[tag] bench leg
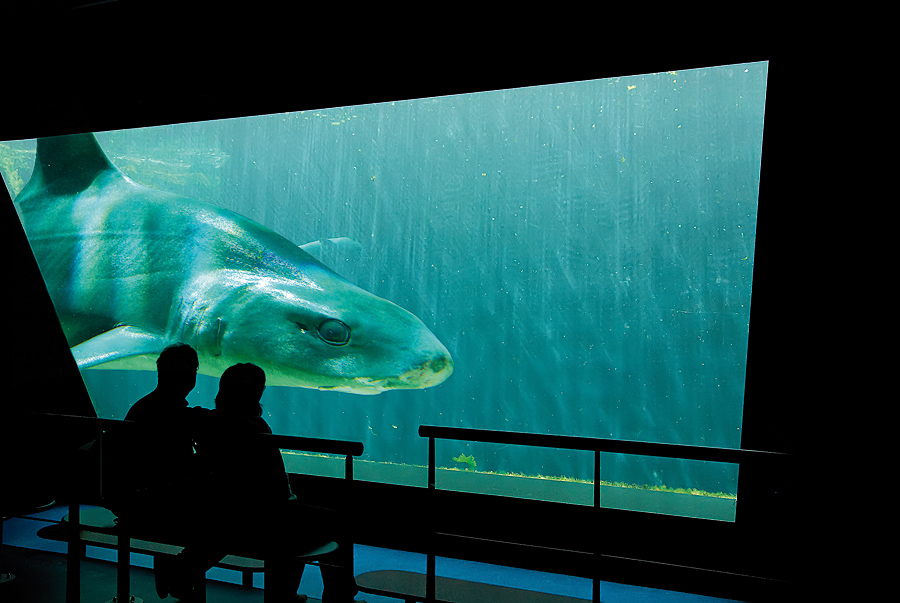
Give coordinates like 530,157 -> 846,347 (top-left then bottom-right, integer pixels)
194,566 -> 207,603
263,562 -> 272,603
116,527 -> 130,603
426,551 -> 435,603
66,502 -> 80,603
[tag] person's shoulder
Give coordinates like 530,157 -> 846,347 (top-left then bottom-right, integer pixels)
248,416 -> 273,434
187,406 -> 212,417
124,392 -> 155,421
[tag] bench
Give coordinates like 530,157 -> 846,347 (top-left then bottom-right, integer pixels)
37,506 -> 338,601
44,415 -> 364,603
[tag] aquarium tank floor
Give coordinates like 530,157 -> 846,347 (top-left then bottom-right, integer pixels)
2,504 -> 744,603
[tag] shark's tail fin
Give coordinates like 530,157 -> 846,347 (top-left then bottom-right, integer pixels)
20,133 -> 117,200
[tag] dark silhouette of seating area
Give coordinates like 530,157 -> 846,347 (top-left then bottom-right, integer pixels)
40,417 -> 363,603
3,344 -> 365,603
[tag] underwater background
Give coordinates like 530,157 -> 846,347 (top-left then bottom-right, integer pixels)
2,62 -> 766,496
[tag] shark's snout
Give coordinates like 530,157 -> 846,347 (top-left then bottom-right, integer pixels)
395,348 -> 454,390
423,352 -> 453,382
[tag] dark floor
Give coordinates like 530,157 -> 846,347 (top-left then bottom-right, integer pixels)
2,543 -> 271,603
3,505 -> 742,603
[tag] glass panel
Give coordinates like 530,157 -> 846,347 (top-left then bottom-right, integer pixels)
431,440 -> 738,520
2,61 -> 766,519
281,451 -> 346,479
434,439 -> 594,505
597,452 -> 738,521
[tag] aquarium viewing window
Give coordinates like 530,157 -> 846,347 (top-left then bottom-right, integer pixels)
2,61 -> 766,521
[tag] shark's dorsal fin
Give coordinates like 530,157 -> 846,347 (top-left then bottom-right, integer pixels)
26,133 -> 118,197
300,237 -> 363,257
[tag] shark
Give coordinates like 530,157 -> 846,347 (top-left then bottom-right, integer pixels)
14,133 -> 453,393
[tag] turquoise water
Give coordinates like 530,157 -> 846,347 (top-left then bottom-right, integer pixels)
2,62 -> 766,495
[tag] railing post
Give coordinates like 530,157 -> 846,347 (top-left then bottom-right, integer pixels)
344,453 -> 355,596
116,521 -> 130,603
427,436 -> 435,490
426,435 -> 436,602
593,448 -> 601,603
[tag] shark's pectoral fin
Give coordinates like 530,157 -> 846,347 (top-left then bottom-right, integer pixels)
71,326 -> 169,371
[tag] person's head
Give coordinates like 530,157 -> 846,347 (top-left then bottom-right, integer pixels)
215,363 -> 266,418
156,344 -> 199,397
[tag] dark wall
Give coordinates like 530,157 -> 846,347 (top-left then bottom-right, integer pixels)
4,2 -> 801,450
4,3 -> 811,599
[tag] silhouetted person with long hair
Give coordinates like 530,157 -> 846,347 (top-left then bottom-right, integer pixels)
195,363 -> 360,603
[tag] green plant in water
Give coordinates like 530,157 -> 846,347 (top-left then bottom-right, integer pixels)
452,453 -> 477,471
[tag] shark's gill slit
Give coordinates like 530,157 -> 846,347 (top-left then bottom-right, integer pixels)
213,318 -> 224,357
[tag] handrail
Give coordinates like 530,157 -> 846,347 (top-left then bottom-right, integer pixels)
263,433 -> 364,458
18,412 -> 364,458
99,417 -> 365,480
17,412 -> 365,485
418,424 -> 787,465
256,431 -> 363,481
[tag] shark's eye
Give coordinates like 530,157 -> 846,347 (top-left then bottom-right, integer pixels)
318,319 -> 351,346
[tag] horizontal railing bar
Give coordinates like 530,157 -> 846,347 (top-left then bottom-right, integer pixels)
264,433 -> 364,457
17,413 -> 364,458
419,425 -> 786,465
110,418 -> 364,457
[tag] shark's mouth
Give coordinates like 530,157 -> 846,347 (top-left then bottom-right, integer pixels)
318,379 -> 389,395
318,355 -> 454,395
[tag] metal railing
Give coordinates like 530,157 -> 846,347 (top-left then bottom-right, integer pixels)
418,424 -> 791,602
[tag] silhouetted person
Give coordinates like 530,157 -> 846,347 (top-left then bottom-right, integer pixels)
124,343 -> 200,489
194,363 -> 361,603
120,343 -> 210,601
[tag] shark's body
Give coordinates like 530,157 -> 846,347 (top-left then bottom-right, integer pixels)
15,133 -> 452,393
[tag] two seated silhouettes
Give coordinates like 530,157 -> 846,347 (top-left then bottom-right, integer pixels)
122,344 -> 361,603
